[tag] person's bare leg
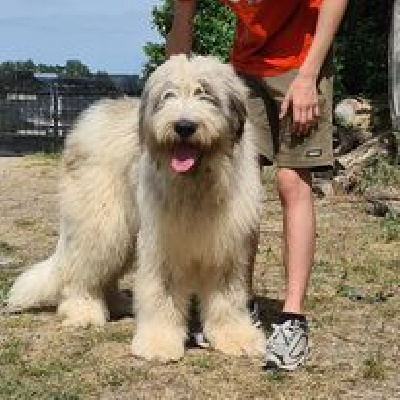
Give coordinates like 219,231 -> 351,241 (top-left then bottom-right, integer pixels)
277,167 -> 315,314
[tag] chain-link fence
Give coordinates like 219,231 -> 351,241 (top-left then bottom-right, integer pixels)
0,72 -> 141,155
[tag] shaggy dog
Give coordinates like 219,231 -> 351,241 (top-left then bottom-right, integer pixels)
6,55 -> 266,361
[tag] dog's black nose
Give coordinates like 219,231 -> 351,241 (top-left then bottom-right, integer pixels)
174,119 -> 198,139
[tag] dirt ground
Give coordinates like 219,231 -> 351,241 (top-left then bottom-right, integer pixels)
0,155 -> 398,399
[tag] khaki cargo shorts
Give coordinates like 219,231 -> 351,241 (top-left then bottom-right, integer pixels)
239,57 -> 334,171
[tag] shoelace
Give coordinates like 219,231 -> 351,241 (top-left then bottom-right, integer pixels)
267,323 -> 284,347
267,321 -> 306,345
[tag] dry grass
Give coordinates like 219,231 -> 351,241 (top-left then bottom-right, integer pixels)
0,156 -> 398,399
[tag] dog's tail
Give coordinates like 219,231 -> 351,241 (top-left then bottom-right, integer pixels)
5,246 -> 62,312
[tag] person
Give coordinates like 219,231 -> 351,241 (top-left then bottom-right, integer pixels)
166,0 -> 348,370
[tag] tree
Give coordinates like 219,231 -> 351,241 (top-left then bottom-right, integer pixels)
142,0 -> 235,78
0,60 -> 36,74
64,60 -> 91,77
334,0 -> 392,100
36,63 -> 65,74
0,60 -> 92,77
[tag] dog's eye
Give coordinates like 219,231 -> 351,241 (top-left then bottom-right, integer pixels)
162,90 -> 177,101
194,83 -> 220,106
197,93 -> 220,106
193,86 -> 204,96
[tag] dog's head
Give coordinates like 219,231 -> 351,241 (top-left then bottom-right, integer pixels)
139,55 -> 248,174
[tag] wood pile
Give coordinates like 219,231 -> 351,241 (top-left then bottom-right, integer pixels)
313,97 -> 399,216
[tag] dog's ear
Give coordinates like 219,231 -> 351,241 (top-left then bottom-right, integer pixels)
228,89 -> 247,141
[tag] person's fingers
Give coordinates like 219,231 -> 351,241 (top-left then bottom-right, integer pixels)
296,107 -> 308,135
310,102 -> 320,129
279,92 -> 291,119
313,101 -> 320,118
292,104 -> 301,133
297,102 -> 313,134
305,106 -> 315,132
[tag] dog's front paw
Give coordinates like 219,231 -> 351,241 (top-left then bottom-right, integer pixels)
58,296 -> 109,327
207,321 -> 266,357
132,326 -> 185,362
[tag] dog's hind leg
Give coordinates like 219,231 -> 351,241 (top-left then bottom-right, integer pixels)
200,266 -> 266,357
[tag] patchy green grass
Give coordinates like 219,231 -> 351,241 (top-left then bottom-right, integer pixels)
355,155 -> 400,195
263,369 -> 286,382
187,354 -> 216,373
14,217 -> 41,229
0,271 -> 15,302
0,338 -> 25,365
380,211 -> 400,242
362,350 -> 386,380
0,240 -> 18,255
23,153 -> 61,167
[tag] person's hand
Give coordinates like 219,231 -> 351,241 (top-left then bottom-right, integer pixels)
279,72 -> 319,135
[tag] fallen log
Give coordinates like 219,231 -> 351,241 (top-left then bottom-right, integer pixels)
335,133 -> 396,170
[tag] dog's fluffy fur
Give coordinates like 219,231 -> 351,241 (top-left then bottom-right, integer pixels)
7,55 -> 266,360
7,98 -> 140,326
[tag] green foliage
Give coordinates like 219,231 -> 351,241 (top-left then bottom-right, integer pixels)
142,42 -> 168,80
0,59 -> 92,77
143,0 -> 234,78
192,0 -> 235,60
334,0 -> 392,101
0,60 -> 36,74
64,60 -> 91,77
355,155 -> 400,195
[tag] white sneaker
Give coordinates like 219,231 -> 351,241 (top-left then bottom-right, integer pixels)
264,318 -> 309,371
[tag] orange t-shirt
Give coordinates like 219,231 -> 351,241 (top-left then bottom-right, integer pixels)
220,0 -> 323,76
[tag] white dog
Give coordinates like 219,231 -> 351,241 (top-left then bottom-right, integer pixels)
7,55 -> 266,361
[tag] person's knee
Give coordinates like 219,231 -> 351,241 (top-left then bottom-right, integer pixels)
277,168 -> 312,205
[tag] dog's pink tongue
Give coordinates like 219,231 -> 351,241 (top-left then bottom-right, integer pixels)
171,144 -> 198,173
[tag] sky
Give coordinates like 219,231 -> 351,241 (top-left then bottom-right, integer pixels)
0,0 -> 163,75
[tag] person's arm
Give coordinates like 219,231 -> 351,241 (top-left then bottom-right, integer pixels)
280,0 -> 349,133
165,0 -> 197,57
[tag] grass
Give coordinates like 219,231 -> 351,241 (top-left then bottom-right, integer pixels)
380,211 -> 400,242
104,330 -> 132,343
45,393 -> 81,400
263,369 -> 286,382
23,360 -> 75,378
362,350 -> 386,380
14,217 -> 40,229
188,355 -> 215,373
0,271 -> 15,302
0,240 -> 18,255
355,154 -> 400,195
23,152 -> 61,167
0,338 -> 24,365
